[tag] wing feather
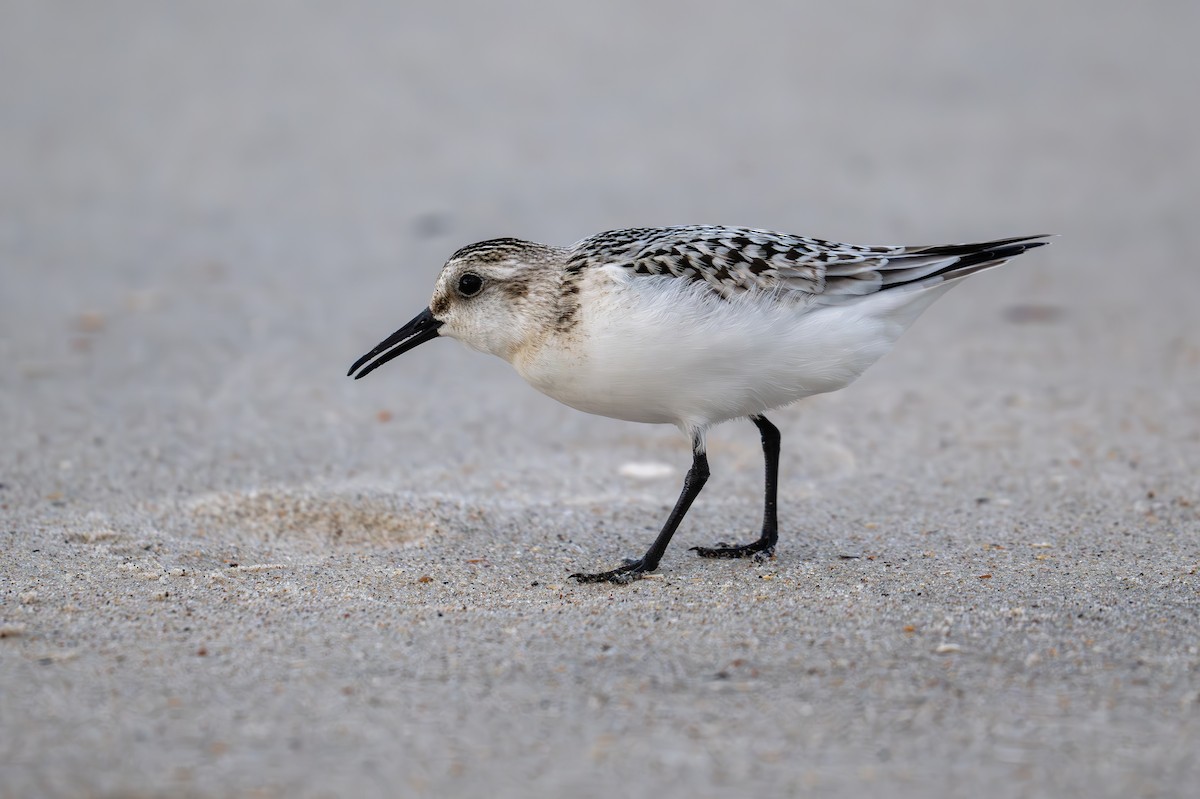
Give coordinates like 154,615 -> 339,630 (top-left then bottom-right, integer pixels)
571,226 -> 1048,302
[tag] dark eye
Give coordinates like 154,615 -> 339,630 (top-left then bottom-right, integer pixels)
457,272 -> 483,297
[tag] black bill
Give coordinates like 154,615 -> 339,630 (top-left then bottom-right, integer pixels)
347,307 -> 443,379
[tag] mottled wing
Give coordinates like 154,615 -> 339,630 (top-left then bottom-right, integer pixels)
572,226 -> 1047,302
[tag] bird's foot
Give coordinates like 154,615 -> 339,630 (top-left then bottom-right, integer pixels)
570,557 -> 656,585
690,538 -> 776,562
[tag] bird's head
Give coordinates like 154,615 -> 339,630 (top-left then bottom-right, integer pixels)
347,238 -> 565,379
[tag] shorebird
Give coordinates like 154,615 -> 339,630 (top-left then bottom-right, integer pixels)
349,226 -> 1047,583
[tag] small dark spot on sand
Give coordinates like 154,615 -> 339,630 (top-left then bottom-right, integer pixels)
1003,304 -> 1066,324
412,212 -> 452,239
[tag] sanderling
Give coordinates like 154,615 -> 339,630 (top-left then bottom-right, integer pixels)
349,226 -> 1048,583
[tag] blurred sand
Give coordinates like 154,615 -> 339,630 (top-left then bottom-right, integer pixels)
2,2 -> 1198,797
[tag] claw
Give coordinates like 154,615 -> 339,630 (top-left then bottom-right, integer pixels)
690,540 -> 776,560
570,558 -> 654,584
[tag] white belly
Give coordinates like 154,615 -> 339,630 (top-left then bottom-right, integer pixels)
513,268 -> 944,431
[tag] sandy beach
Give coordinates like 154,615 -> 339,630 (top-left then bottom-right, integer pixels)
2,2 -> 1198,797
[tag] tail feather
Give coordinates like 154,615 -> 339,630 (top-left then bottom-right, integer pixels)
879,235 -> 1050,292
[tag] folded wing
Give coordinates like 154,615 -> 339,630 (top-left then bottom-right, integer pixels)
586,226 -> 1049,302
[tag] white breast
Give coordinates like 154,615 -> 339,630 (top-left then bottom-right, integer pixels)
512,266 -> 950,432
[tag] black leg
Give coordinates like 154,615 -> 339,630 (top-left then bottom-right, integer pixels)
571,434 -> 710,584
691,415 -> 780,560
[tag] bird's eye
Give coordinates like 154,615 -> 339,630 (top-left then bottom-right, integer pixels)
457,272 -> 484,297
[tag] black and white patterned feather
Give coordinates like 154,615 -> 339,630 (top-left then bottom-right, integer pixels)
568,225 -> 1048,301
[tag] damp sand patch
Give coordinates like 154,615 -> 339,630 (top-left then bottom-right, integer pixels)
181,487 -> 469,548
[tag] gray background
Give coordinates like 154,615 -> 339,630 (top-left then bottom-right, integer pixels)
2,1 -> 1197,797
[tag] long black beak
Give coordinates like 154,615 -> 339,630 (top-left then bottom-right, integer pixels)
347,307 -> 443,379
